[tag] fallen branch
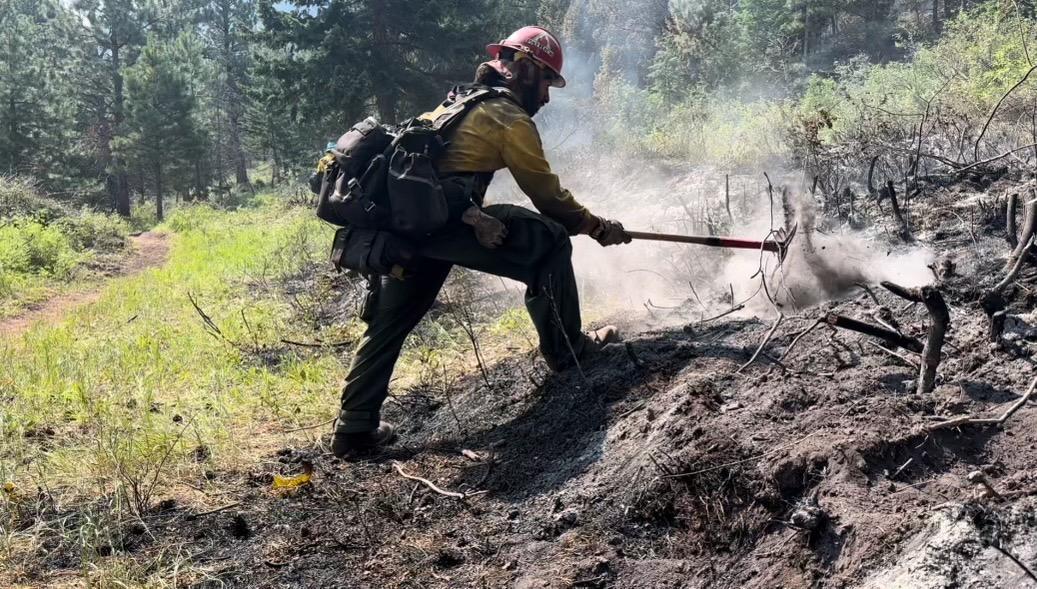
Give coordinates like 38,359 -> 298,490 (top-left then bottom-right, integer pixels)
282,417 -> 336,434
926,376 -> 1037,431
890,458 -> 914,480
958,143 -> 1037,175
280,338 -> 353,348
825,313 -> 924,353
187,291 -> 225,341
866,341 -> 920,370
992,541 -> 1037,584
778,318 -> 823,362
391,462 -> 486,500
738,314 -> 785,373
700,304 -> 746,324
186,502 -> 242,520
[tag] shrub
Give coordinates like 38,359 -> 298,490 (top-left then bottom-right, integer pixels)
164,204 -> 219,233
0,220 -> 80,277
55,212 -> 129,253
0,176 -> 69,222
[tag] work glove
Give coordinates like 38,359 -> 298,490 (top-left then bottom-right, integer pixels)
462,206 -> 508,249
590,217 -> 632,247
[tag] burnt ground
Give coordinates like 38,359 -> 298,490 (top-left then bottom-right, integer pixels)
13,173 -> 1037,588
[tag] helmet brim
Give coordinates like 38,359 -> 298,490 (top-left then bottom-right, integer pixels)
486,43 -> 567,88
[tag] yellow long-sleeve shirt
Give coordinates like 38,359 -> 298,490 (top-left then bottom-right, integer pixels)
421,92 -> 598,235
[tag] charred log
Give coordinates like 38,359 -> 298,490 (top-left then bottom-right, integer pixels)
825,313 -> 923,354
881,282 -> 949,395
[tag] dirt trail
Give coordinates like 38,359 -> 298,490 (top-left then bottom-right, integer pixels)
0,231 -> 170,338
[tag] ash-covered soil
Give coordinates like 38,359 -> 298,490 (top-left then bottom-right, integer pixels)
24,171 -> 1037,588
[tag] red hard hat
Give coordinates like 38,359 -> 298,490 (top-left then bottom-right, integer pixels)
487,26 -> 566,88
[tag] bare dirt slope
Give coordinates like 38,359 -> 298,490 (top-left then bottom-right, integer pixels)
15,173 -> 1037,588
0,231 -> 170,337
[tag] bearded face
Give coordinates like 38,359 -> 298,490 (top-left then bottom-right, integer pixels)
474,56 -> 551,117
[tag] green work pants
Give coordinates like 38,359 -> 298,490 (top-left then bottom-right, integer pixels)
336,204 -> 586,434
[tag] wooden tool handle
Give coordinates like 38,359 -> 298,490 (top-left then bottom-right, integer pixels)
627,231 -> 779,252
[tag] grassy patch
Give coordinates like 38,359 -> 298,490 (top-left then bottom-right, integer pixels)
0,200 -> 357,582
0,196 -> 558,585
0,177 -> 132,318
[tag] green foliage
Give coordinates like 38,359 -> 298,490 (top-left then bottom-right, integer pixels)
55,212 -> 130,252
792,3 -> 1037,173
0,176 -> 69,221
0,220 -> 80,277
0,0 -> 82,185
0,176 -> 129,313
594,68 -> 790,168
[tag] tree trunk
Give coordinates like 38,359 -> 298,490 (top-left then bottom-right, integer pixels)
111,36 -> 131,217
933,0 -> 941,34
230,113 -> 250,187
156,162 -> 164,221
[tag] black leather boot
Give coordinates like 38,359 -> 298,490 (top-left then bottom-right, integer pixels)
331,421 -> 396,458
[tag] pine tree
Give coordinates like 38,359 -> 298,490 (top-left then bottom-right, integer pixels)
201,0 -> 254,188
73,0 -> 160,216
119,35 -> 206,220
0,0 -> 80,184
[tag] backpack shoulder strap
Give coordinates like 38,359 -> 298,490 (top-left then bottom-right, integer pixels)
428,86 -> 512,134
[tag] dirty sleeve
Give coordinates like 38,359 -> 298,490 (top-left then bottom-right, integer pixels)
498,118 -> 598,235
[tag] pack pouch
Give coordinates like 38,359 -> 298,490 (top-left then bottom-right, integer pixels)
386,125 -> 449,237
330,226 -> 415,277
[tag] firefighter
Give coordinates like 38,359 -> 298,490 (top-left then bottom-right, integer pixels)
332,26 -> 631,457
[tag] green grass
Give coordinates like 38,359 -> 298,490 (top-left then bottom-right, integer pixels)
0,195 -> 553,585
0,200 -> 361,581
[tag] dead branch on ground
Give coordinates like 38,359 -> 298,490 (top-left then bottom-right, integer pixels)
992,540 -> 1037,584
700,304 -> 746,324
865,341 -> 920,369
737,314 -> 785,373
825,313 -> 924,353
282,416 -> 336,434
391,462 -> 486,501
281,338 -> 353,348
926,376 -> 1037,431
779,318 -> 823,362
881,282 -> 949,395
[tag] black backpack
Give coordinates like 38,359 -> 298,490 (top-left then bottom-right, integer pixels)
310,85 -> 507,276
